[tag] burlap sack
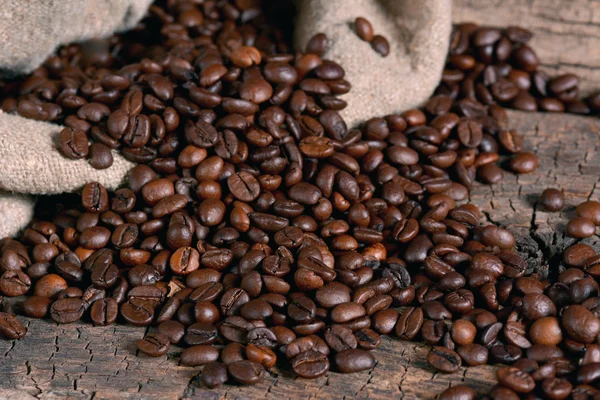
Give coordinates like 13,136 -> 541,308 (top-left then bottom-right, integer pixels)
0,0 -> 153,76
0,0 -> 151,238
294,0 -> 452,128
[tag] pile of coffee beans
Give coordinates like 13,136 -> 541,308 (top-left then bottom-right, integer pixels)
353,17 -> 390,57
439,23 -> 600,116
0,0 -> 598,397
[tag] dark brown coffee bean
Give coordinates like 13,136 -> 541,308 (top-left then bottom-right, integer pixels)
371,35 -> 390,57
59,127 -> 89,159
541,188 -> 564,212
438,385 -> 476,400
496,366 -> 535,393
228,360 -> 266,385
427,346 -> 461,373
136,333 -> 170,357
566,217 -> 596,238
291,350 -> 330,378
201,362 -> 229,389
0,312 -> 26,339
354,17 -> 374,42
181,345 -> 219,366
0,270 -> 31,296
90,298 -> 118,326
50,298 -> 86,324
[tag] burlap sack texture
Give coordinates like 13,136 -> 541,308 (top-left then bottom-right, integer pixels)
294,0 -> 452,128
0,0 -> 452,238
0,0 -> 151,238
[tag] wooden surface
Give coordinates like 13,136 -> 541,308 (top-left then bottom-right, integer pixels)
453,0 -> 600,97
2,1 -> 600,399
2,110 -> 600,400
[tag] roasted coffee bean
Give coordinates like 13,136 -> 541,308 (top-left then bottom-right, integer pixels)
427,346 -> 462,373
438,385 -> 476,400
59,127 -> 89,159
371,35 -> 390,57
562,305 -> 600,343
184,322 -> 218,345
354,17 -> 374,42
291,350 -> 330,378
228,360 -> 266,385
120,298 -> 154,326
50,298 -> 86,324
90,298 -> 118,326
181,345 -> 220,366
0,270 -> 31,296
22,296 -> 52,318
496,367 -> 535,393
566,217 -> 596,238
324,324 -> 357,352
201,362 -> 229,389
335,349 -> 376,373
0,312 -> 26,339
136,333 -> 170,357
541,188 -> 564,212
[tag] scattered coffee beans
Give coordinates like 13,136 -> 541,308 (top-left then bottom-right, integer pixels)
0,2 -> 597,398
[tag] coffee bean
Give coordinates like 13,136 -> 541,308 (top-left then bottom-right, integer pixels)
324,324 -> 357,352
427,346 -> 462,373
120,298 -> 154,326
22,296 -> 52,318
50,298 -> 86,324
137,333 -> 170,357
228,360 -> 266,385
198,361 -> 229,389
291,350 -> 329,378
566,217 -> 596,238
59,127 -> 89,159
541,188 -> 564,212
371,35 -> 390,57
0,270 -> 31,296
90,298 -> 118,326
184,322 -> 218,345
509,152 -> 538,174
0,312 -> 26,339
496,367 -> 535,393
438,385 -> 476,400
181,345 -> 219,366
562,305 -> 600,343
334,349 -> 376,373
354,17 -> 374,42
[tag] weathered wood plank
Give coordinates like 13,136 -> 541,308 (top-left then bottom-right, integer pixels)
1,110 -> 599,400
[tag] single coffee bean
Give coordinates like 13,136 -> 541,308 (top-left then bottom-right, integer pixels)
201,362 -> 229,389
354,17 -> 374,42
334,349 -> 376,373
496,366 -> 535,393
540,188 -> 564,212
136,333 -> 170,357
427,346 -> 462,373
0,312 -> 26,339
90,298 -> 118,326
291,350 -> 330,379
180,345 -> 219,366
228,360 -> 266,385
371,35 -> 390,57
566,217 -> 596,238
50,297 -> 86,324
438,385 -> 476,400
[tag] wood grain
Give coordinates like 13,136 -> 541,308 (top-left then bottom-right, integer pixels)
2,1 -> 600,398
453,0 -> 600,97
2,110 -> 600,400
